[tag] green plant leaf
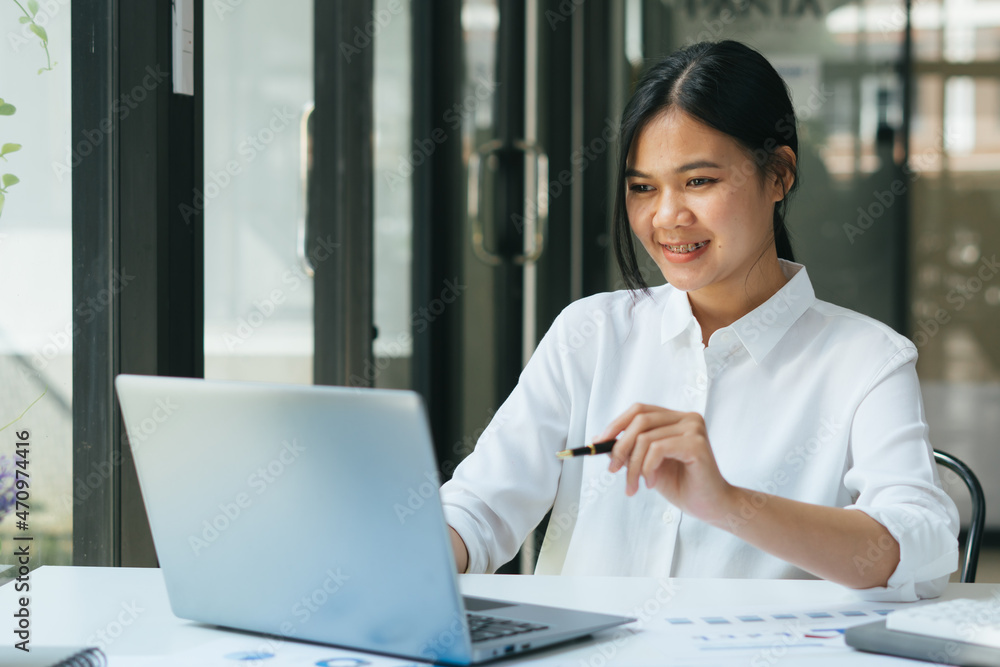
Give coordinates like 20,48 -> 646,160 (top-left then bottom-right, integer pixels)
0,192 -> 5,217
0,104 -> 15,116
28,0 -> 40,14
2,174 -> 19,188
0,144 -> 22,157
29,23 -> 48,44
19,16 -> 30,23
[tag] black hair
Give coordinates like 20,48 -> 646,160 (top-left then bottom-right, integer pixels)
612,40 -> 799,293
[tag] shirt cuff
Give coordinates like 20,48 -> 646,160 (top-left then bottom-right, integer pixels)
443,503 -> 491,575
846,504 -> 958,602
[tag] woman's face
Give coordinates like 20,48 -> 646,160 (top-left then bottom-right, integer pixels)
625,108 -> 790,301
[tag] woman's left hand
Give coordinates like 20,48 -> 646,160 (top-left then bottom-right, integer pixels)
597,403 -> 735,523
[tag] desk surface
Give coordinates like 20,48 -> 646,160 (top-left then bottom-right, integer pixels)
2,566 -> 996,665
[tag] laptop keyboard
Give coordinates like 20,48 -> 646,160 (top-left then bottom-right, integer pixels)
467,613 -> 549,643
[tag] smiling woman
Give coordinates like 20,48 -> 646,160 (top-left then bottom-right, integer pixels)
623,109 -> 795,342
613,42 -> 798,302
439,40 -> 959,603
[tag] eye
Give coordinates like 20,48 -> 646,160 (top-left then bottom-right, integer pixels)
628,183 -> 653,193
688,177 -> 715,187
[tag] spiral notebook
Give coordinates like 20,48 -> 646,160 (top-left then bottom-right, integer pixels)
0,646 -> 106,666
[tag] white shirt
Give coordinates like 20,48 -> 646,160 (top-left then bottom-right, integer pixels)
440,261 -> 959,601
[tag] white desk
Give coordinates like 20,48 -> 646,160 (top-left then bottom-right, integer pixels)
2,566 -> 996,665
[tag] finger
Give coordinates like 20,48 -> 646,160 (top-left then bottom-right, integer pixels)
625,425 -> 678,496
604,404 -> 651,472
597,403 -> 648,442
641,432 -> 691,489
608,406 -> 684,473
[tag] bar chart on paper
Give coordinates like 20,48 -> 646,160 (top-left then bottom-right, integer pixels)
647,602 -> 904,662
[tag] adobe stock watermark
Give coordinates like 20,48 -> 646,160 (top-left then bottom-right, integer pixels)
222,235 -> 338,350
53,65 -> 169,182
287,566 -> 351,627
85,601 -> 145,653
578,578 -> 678,667
393,470 -> 441,524
852,532 -> 899,577
348,277 -> 468,387
27,269 -> 135,375
415,581 -> 671,664
682,344 -> 740,402
918,590 -> 1000,664
513,119 -> 617,234
188,438 -> 306,556
7,0 -> 67,53
554,307 -> 608,356
748,619 -> 811,667
912,254 -> 1000,348
63,397 -> 180,510
682,6 -> 737,44
180,106 -> 296,224
544,0 -> 584,30
339,0 -> 406,63
420,613 -> 468,662
227,566 -> 352,657
532,466 -> 619,565
843,129 -> 960,244
439,401 -> 513,480
722,417 -> 843,532
384,75 -> 499,192
851,507 -> 927,577
875,0 -> 938,35
211,0 -> 244,20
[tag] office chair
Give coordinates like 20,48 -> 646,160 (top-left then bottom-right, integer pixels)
934,449 -> 985,583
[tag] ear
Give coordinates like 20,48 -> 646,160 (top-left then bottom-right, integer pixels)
770,145 -> 797,202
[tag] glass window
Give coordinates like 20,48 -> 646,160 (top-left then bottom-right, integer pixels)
372,0 -> 413,390
0,1 -> 73,571
203,1 -> 314,384
909,0 -> 1000,553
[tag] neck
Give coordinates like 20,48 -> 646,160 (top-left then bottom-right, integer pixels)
689,258 -> 789,345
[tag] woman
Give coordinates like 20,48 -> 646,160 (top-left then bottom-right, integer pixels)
441,40 -> 958,601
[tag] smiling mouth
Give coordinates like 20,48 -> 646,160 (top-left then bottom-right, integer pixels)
663,241 -> 709,254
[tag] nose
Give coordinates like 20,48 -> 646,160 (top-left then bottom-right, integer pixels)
651,189 -> 693,229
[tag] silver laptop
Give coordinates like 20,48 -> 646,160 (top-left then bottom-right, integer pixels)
115,374 -> 633,665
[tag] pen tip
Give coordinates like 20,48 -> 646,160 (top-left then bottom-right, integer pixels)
555,450 -> 572,459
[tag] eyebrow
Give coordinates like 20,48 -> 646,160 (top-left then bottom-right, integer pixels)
625,161 -> 723,178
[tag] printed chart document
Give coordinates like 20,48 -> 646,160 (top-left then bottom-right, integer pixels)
623,601 -> 912,666
508,600 -> 914,666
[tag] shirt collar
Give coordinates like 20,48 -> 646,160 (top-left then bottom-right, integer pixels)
660,283 -> 697,345
732,261 -> 816,364
658,260 -> 817,364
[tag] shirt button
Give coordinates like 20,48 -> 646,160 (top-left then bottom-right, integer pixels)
662,509 -> 674,524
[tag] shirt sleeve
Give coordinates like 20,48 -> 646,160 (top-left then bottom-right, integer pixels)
843,347 -> 960,601
439,312 -> 574,574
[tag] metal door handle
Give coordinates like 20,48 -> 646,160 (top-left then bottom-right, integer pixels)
468,139 -> 549,266
297,102 -> 315,277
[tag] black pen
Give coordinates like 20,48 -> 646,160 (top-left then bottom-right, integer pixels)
555,439 -> 616,459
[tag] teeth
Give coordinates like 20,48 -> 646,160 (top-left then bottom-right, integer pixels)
666,241 -> 708,253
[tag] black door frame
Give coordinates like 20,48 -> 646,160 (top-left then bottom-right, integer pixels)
72,0 -> 204,567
